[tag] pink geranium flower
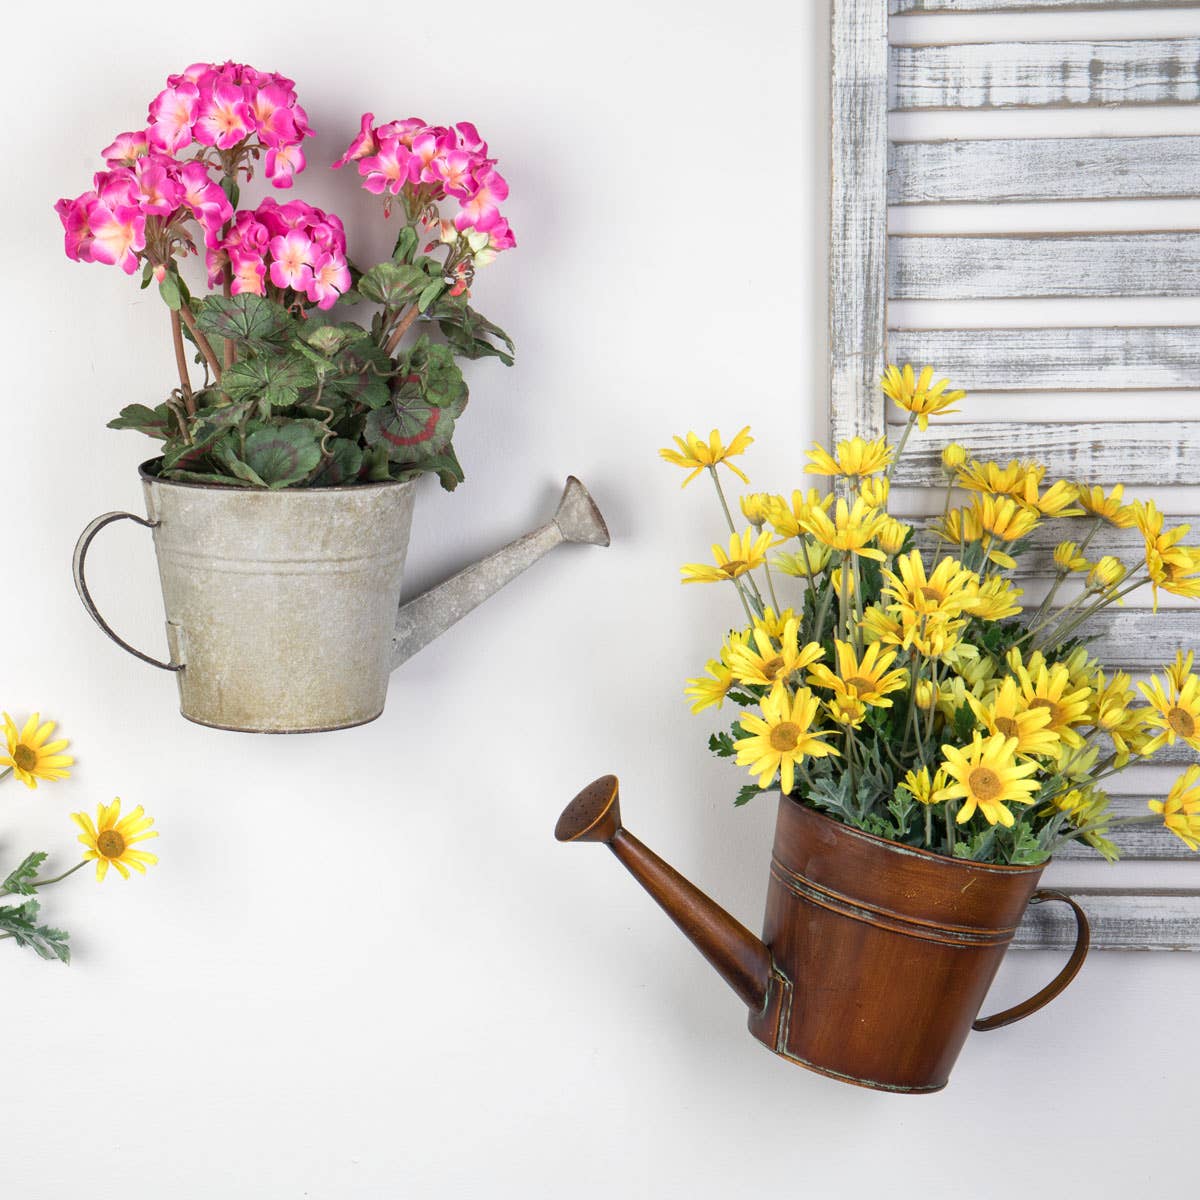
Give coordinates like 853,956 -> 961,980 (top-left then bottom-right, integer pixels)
376,117 -> 425,147
86,199 -> 146,274
454,166 -> 508,232
55,193 -> 97,262
427,149 -> 475,199
230,252 -> 267,296
454,121 -> 488,156
178,162 -> 233,247
305,250 -> 352,309
193,77 -> 252,149
147,82 -> 199,153
333,112 -> 377,169
268,230 -> 313,290
358,140 -> 413,195
249,83 -> 299,146
133,156 -> 185,217
265,143 -> 305,188
102,131 -> 149,167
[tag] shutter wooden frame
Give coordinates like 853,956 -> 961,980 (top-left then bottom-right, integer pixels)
830,0 -> 1200,950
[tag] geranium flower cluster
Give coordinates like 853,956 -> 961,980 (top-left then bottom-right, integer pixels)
146,61 -> 313,187
212,198 -> 351,310
55,148 -> 233,275
335,114 -> 516,267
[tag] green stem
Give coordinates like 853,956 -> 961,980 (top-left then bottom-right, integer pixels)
884,412 -> 918,483
31,861 -> 89,888
0,767 -> 12,784
945,800 -> 957,857
762,556 -> 782,614
1033,575 -> 1145,651
709,466 -> 738,535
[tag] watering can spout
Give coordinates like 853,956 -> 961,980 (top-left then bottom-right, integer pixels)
391,476 -> 609,670
556,775 -> 773,1013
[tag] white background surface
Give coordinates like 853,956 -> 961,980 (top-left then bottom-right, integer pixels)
3,2 -> 1198,1197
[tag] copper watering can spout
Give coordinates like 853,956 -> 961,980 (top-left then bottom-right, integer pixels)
556,775 -> 773,1013
391,476 -> 610,670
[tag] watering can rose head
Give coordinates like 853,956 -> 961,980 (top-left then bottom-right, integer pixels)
54,61 -> 515,492
663,367 -> 1200,867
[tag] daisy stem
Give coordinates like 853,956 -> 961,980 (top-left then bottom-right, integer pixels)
0,767 -> 11,784
709,467 -> 766,609
884,412 -> 918,484
851,555 -> 864,654
1033,575 -> 1146,651
839,561 -> 850,642
1028,518 -> 1103,631
945,801 -> 956,856
925,657 -> 938,746
762,556 -> 782,614
925,804 -> 933,848
31,861 -> 89,889
731,579 -> 756,628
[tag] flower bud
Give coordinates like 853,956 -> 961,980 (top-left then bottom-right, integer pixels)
941,442 -> 968,471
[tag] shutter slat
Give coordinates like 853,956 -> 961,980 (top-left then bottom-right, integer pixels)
1013,890 -> 1200,950
892,0 -> 1198,12
891,39 -> 1200,111
886,327 -> 1200,390
889,137 -> 1200,205
890,233 -> 1200,299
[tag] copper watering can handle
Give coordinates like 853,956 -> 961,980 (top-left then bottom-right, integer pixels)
72,512 -> 184,673
972,889 -> 1090,1033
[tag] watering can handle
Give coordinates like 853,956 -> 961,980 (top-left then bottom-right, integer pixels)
972,889 -> 1090,1032
72,512 -> 183,673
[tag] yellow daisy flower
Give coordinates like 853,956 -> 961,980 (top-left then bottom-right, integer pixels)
827,694 -> 869,730
659,426 -> 753,487
1137,671 -> 1200,755
681,529 -> 774,584
1013,662 -> 1093,751
765,489 -> 834,539
1024,478 -> 1082,518
956,458 -> 1044,501
752,607 -> 799,640
1134,501 -> 1200,609
970,494 -> 1040,569
804,436 -> 893,479
1086,556 -> 1127,593
685,658 -> 735,714
1,713 -> 74,790
967,677 -> 1061,759
774,540 -> 834,577
883,549 -> 977,622
880,363 -> 965,431
962,576 -> 1023,621
735,685 -> 839,794
859,475 -> 890,509
873,515 -> 911,556
72,799 -> 158,881
1149,766 -> 1200,851
1053,541 -> 1091,573
728,619 -> 825,688
933,505 -> 983,550
901,764 -> 951,806
739,492 -> 774,527
1088,670 -> 1147,765
935,733 -> 1041,827
801,496 -> 888,561
1166,650 -> 1196,692
1077,484 -> 1136,529
807,640 -> 908,709
941,443 -> 968,472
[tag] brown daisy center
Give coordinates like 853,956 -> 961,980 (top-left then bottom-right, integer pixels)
96,830 -> 126,859
968,766 -> 1003,803
720,560 -> 747,577
761,656 -> 785,681
919,585 -> 944,603
1168,707 -> 1196,739
843,676 -> 876,696
770,722 -> 801,752
12,744 -> 36,772
1028,697 -> 1061,726
994,716 -> 1021,739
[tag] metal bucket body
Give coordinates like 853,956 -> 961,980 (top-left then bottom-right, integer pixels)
748,798 -> 1045,1093
141,467 -> 416,733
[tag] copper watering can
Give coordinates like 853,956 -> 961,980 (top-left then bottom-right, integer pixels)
72,463 -> 609,733
557,776 -> 1090,1093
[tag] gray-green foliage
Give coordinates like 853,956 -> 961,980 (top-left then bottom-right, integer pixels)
111,235 -> 513,492
0,854 -> 70,964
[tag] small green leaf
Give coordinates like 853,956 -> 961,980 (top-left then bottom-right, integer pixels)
220,175 -> 240,208
708,731 -> 737,758
392,225 -> 419,264
417,278 -> 446,313
2,851 -> 48,896
733,784 -> 763,808
310,438 -> 364,487
222,352 -> 318,411
107,403 -> 173,440
358,262 -> 431,309
240,424 -> 324,488
303,323 -> 368,357
197,294 -> 294,347
0,898 -> 70,964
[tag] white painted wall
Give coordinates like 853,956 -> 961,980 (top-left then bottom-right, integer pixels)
3,2 -> 1197,1197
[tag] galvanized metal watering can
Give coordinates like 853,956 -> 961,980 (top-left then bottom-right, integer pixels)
73,462 -> 609,733
557,775 -> 1090,1093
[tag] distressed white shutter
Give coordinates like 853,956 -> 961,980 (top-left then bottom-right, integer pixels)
831,0 -> 1200,949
